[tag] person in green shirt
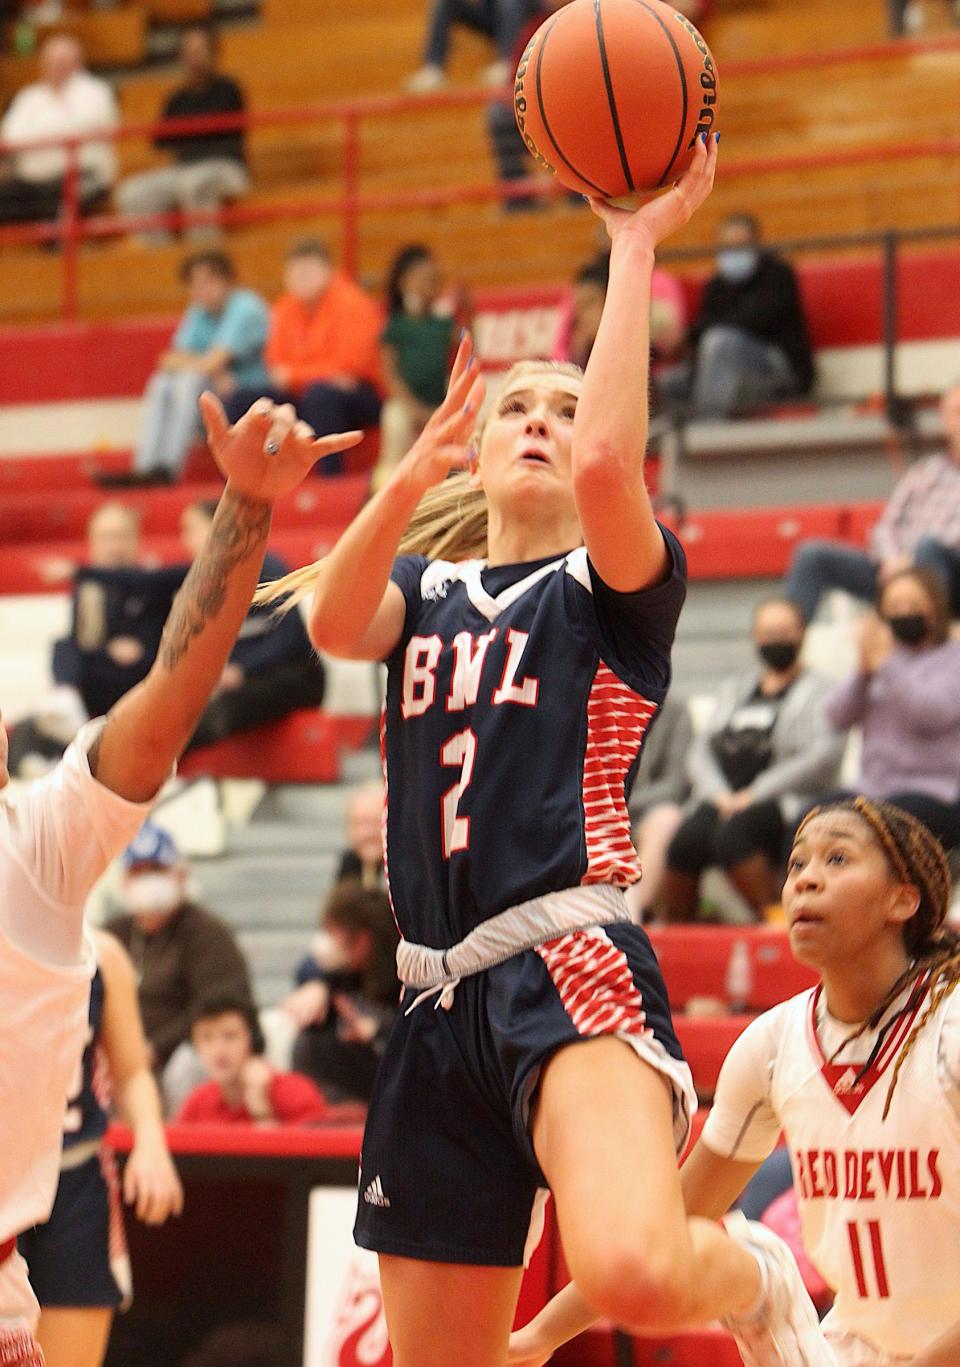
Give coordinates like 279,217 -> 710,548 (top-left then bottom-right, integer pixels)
372,245 -> 458,490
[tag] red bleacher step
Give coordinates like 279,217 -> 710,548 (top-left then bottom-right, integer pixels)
645,926 -> 818,1012
178,708 -> 342,784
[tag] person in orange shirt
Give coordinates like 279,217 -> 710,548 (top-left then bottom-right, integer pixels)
226,238 -> 384,474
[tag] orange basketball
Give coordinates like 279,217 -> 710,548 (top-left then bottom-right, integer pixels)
513,0 -> 719,199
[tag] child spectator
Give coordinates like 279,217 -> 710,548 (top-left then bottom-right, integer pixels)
177,994 -> 329,1126
372,245 -> 456,491
116,24 -> 248,246
282,882 -> 399,1104
102,251 -> 269,487
179,500 -> 326,750
225,238 -> 383,475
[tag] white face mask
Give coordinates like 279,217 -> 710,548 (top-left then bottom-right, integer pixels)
717,247 -> 759,283
125,872 -> 180,918
312,928 -> 351,973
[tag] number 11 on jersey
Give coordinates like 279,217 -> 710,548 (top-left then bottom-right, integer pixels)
847,1219 -> 890,1299
440,729 -> 478,858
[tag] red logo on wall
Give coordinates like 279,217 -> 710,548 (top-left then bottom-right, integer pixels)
326,1263 -> 392,1367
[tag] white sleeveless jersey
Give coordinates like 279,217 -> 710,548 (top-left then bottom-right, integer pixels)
702,980 -> 960,1359
0,721 -> 156,1244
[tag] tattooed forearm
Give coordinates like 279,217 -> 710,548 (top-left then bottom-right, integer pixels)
160,489 -> 272,671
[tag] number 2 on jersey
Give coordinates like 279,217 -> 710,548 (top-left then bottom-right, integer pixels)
440,729 -> 477,858
846,1219 -> 890,1298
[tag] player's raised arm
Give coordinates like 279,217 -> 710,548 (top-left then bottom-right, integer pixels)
308,334 -> 484,661
572,134 -> 717,592
92,397 -> 361,802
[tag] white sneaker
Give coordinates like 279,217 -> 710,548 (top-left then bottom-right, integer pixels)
723,1214 -> 835,1366
405,64 -> 446,93
479,59 -> 511,87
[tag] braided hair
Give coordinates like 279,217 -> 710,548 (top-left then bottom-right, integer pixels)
794,796 -> 958,1118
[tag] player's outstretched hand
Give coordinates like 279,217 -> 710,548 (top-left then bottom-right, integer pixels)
200,393 -> 364,504
589,130 -> 718,250
398,331 -> 485,497
124,1136 -> 184,1226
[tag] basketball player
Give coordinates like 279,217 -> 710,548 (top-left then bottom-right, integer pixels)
263,135 -> 831,1367
18,928 -> 183,1367
509,797 -> 960,1367
0,396 -> 360,1366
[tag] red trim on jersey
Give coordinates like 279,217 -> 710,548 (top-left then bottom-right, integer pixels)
0,1237 -> 15,1265
537,930 -> 649,1037
580,664 -> 656,887
806,976 -> 931,1116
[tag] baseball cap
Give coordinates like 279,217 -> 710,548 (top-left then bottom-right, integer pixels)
122,822 -> 180,871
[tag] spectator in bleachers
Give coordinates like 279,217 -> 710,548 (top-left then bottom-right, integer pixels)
100,251 -> 269,488
552,251 -> 686,372
824,567 -> 960,853
785,381 -> 960,622
176,993 -> 330,1125
406,0 -> 540,92
178,499 -> 326,750
661,598 -> 845,922
105,822 -> 257,1113
282,881 -> 399,1104
663,212 -> 814,418
625,692 -> 693,922
372,244 -> 456,491
225,238 -> 383,476
116,24 -> 248,247
336,779 -> 386,887
0,32 -> 117,224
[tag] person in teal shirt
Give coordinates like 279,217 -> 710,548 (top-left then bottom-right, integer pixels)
118,251 -> 269,485
372,244 -> 457,490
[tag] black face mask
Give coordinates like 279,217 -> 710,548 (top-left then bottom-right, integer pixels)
886,614 -> 929,646
758,641 -> 800,671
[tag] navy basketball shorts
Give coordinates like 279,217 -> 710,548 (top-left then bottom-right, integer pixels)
355,922 -> 695,1266
18,1154 -> 125,1309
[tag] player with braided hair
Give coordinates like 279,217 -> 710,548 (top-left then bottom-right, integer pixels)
510,795 -> 960,1367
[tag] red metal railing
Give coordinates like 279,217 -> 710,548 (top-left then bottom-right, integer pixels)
1,58 -> 959,320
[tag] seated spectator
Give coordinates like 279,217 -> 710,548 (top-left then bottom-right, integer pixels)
337,779 -> 386,887
662,212 -> 814,418
101,251 -> 269,488
786,381 -> 960,623
372,244 -> 456,491
552,251 -> 686,372
105,823 -> 256,1113
661,598 -> 845,922
824,568 -> 960,853
179,499 -> 326,750
283,882 -> 399,1104
624,692 -> 693,923
177,994 -> 329,1125
116,24 -> 248,246
225,238 -> 383,476
406,0 -> 539,92
0,33 -> 117,224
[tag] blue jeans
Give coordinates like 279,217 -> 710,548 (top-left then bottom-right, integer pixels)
914,535 -> 960,617
423,0 -> 533,65
692,325 -> 798,417
134,368 -> 206,477
226,380 -> 382,475
784,539 -> 878,623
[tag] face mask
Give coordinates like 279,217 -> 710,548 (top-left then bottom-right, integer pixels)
717,247 -> 759,283
758,641 -> 800,671
125,872 -> 180,917
886,614 -> 929,646
312,928 -> 351,973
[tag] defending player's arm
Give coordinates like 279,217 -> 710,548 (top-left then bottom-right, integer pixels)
93,396 -> 360,802
96,930 -> 183,1226
308,335 -> 483,661
572,136 -> 717,593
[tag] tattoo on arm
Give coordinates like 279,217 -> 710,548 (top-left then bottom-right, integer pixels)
159,491 -> 271,671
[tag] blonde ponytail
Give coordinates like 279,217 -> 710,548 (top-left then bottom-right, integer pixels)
255,356 -> 583,610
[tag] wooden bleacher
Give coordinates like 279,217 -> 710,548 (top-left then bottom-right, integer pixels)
1,0 -> 959,320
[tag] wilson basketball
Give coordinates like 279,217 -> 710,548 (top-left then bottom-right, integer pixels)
514,0 -> 719,199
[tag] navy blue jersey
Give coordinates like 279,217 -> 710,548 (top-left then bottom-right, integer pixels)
382,529 -> 687,948
63,965 -> 108,1149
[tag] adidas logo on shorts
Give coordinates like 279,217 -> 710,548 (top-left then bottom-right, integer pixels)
363,1175 -> 391,1208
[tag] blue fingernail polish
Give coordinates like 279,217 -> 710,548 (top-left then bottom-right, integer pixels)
701,131 -> 708,145
459,327 -> 466,343
468,356 -> 475,371
715,131 -> 721,143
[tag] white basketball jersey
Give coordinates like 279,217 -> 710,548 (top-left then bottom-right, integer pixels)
771,981 -> 960,1357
